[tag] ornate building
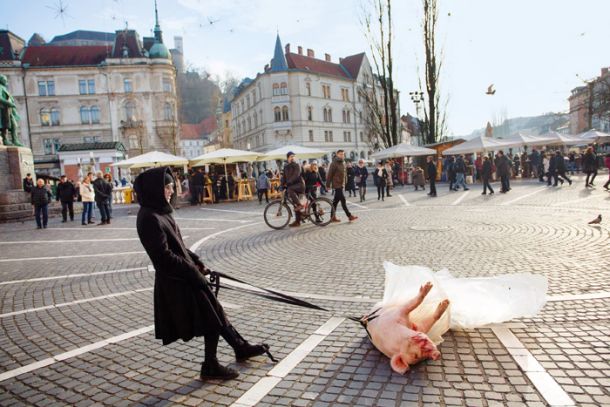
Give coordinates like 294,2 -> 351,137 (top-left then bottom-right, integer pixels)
0,1 -> 180,177
230,34 -> 398,162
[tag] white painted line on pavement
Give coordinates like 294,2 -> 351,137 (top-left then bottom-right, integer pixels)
47,227 -> 215,231
500,187 -> 547,206
174,217 -> 252,223
0,251 -> 145,263
189,222 -> 263,252
0,267 -> 148,286
200,208 -> 262,216
451,190 -> 470,206
0,238 -> 142,245
398,194 -> 411,207
231,317 -> 345,407
492,327 -> 575,407
550,193 -> 605,207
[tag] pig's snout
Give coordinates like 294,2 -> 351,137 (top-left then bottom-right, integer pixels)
430,350 -> 441,360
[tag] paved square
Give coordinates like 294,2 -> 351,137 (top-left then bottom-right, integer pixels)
0,177 -> 608,406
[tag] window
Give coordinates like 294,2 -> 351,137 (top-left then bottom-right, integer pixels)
246,95 -> 251,108
280,82 -> 288,95
88,79 -> 95,94
305,82 -> 311,96
341,88 -> 349,101
84,136 -> 100,143
329,131 -> 333,141
307,106 -> 313,121
342,110 -> 346,123
324,131 -> 328,142
79,80 -> 87,95
164,103 -> 173,121
274,107 -> 281,122
282,106 -> 289,121
38,80 -> 55,96
359,111 -> 363,124
308,130 -> 314,142
327,108 -> 332,122
80,106 -> 90,124
252,90 -> 256,103
272,83 -> 280,96
124,101 -> 136,120
124,78 -> 133,93
79,79 -> 95,95
253,112 -> 258,128
343,131 -> 352,142
247,116 -> 251,131
322,84 -> 331,99
50,108 -> 60,126
360,131 -> 364,142
91,106 -> 100,124
43,138 -> 61,154
346,110 -> 351,123
163,78 -> 172,93
40,108 -> 50,126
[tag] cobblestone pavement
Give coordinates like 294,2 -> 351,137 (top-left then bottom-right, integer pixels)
0,176 -> 608,406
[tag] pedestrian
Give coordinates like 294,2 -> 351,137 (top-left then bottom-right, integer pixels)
481,156 -> 494,195
568,151 -> 577,175
345,162 -> 356,197
426,156 -> 437,197
304,162 -> 324,223
193,169 -> 204,204
326,150 -> 357,222
373,162 -> 388,201
385,161 -> 393,197
31,178 -> 51,229
452,155 -> 469,191
56,175 -> 76,222
530,149 -> 541,179
80,173 -> 95,225
496,150 -> 511,193
228,172 -> 236,200
23,173 -> 34,193
134,167 -> 271,381
553,151 -> 572,186
104,173 -> 114,217
318,163 -> 328,195
93,172 -> 112,225
256,171 -> 271,204
512,154 -> 521,177
412,167 -> 425,191
284,152 -> 305,227
582,147 -> 598,187
603,153 -> 610,190
355,159 -> 369,202
446,156 -> 456,191
542,152 -> 552,185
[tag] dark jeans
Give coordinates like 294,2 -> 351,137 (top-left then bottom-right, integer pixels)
82,201 -> 93,223
358,184 -> 367,201
332,188 -> 351,217
287,187 -> 303,207
377,182 -> 385,200
61,201 -> 74,221
34,204 -> 48,228
257,189 -> 269,203
482,177 -> 494,194
554,171 -> 571,185
585,171 -> 597,185
500,175 -> 510,192
97,200 -> 110,222
429,178 -> 437,195
386,184 -> 392,196
193,186 -> 203,204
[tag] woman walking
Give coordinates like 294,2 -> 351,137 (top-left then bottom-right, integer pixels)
481,156 -> 494,195
80,173 -> 95,226
355,159 -> 369,202
373,162 -> 388,201
345,162 -> 356,197
582,147 -> 598,187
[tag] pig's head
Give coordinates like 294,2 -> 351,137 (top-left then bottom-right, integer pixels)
390,332 -> 441,374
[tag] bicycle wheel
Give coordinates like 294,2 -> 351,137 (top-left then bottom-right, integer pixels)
308,197 -> 334,226
263,200 -> 292,229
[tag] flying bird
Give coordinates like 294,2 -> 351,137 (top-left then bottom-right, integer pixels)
588,214 -> 602,225
486,84 -> 496,95
207,17 -> 220,25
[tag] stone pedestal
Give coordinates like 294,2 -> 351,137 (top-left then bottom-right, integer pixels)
0,146 -> 35,222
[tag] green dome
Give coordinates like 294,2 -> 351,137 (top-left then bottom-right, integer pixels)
149,42 -> 170,59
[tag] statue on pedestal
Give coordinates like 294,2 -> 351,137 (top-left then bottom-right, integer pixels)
0,74 -> 23,147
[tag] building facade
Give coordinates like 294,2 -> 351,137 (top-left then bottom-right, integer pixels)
180,116 -> 217,158
230,35 -> 397,162
0,2 -> 180,177
568,67 -> 610,134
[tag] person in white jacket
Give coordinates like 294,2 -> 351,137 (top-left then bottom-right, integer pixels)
79,173 -> 95,225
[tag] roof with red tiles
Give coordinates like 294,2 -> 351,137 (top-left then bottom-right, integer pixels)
339,53 -> 365,79
286,53 -> 351,79
181,116 -> 218,140
22,45 -> 110,66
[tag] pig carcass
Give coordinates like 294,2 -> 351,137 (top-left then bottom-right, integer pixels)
363,262 -> 548,374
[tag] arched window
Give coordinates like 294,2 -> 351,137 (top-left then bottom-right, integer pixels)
282,106 -> 289,121
274,106 -> 281,122
80,106 -> 91,124
280,82 -> 288,95
346,109 -> 351,123
164,103 -> 173,121
40,108 -> 50,126
50,108 -> 60,126
272,83 -> 280,96
327,108 -> 332,122
247,116 -> 251,131
124,101 -> 136,121
323,108 -> 327,122
90,106 -> 100,124
305,82 -> 311,96
342,110 -> 346,123
307,106 -> 313,121
253,111 -> 258,127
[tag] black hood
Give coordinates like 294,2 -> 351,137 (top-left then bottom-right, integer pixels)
133,167 -> 174,213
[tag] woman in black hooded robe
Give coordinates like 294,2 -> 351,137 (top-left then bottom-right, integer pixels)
134,167 -> 271,380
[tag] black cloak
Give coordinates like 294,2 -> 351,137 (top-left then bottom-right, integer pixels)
134,167 -> 229,345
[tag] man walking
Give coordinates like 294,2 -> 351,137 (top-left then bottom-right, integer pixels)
256,171 -> 271,204
192,169 -> 204,204
57,175 -> 76,222
481,156 -> 494,195
553,151 -> 572,186
496,150 -> 511,193
31,178 -> 51,229
284,152 -> 305,227
426,156 -> 437,197
93,171 -> 112,225
326,150 -> 357,222
452,155 -> 469,191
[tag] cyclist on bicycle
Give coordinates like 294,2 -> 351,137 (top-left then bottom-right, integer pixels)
284,151 -> 305,227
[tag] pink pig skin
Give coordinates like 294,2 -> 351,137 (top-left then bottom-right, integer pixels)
365,282 -> 449,374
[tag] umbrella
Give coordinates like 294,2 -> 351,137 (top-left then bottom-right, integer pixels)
497,132 -> 554,148
190,148 -> 260,199
578,129 -> 610,143
537,131 -> 584,146
442,136 -> 511,155
371,143 -> 436,159
112,151 -> 189,169
256,145 -> 328,161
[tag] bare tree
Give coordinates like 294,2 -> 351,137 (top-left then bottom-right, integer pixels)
420,0 -> 447,144
361,0 -> 400,149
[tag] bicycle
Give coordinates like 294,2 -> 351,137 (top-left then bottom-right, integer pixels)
263,188 -> 335,230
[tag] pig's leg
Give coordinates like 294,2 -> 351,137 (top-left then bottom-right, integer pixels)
415,299 -> 450,333
399,282 -> 433,319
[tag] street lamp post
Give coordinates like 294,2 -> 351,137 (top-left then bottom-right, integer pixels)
409,91 -> 424,119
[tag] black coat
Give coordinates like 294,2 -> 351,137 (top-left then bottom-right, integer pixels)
284,161 -> 305,192
582,152 -> 597,173
372,167 -> 388,186
481,160 -> 492,179
31,185 -> 50,206
554,155 -> 566,172
135,167 -> 229,345
355,166 -> 369,186
23,177 -> 34,193
92,178 -> 112,203
496,156 -> 511,177
345,167 -> 356,190
303,170 -> 322,192
427,161 -> 437,179
57,181 -> 76,202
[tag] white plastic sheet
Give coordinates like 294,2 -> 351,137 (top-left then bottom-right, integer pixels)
381,262 -> 548,334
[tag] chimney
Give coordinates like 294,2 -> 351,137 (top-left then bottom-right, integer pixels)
307,48 -> 314,58
325,53 -> 331,62
285,43 -> 290,54
297,46 -> 303,55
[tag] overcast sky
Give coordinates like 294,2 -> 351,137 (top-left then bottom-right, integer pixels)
4,0 -> 609,136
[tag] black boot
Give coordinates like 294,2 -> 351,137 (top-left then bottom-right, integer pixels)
222,325 -> 275,362
200,359 -> 239,381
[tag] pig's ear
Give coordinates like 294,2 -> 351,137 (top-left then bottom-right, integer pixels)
390,354 -> 409,374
